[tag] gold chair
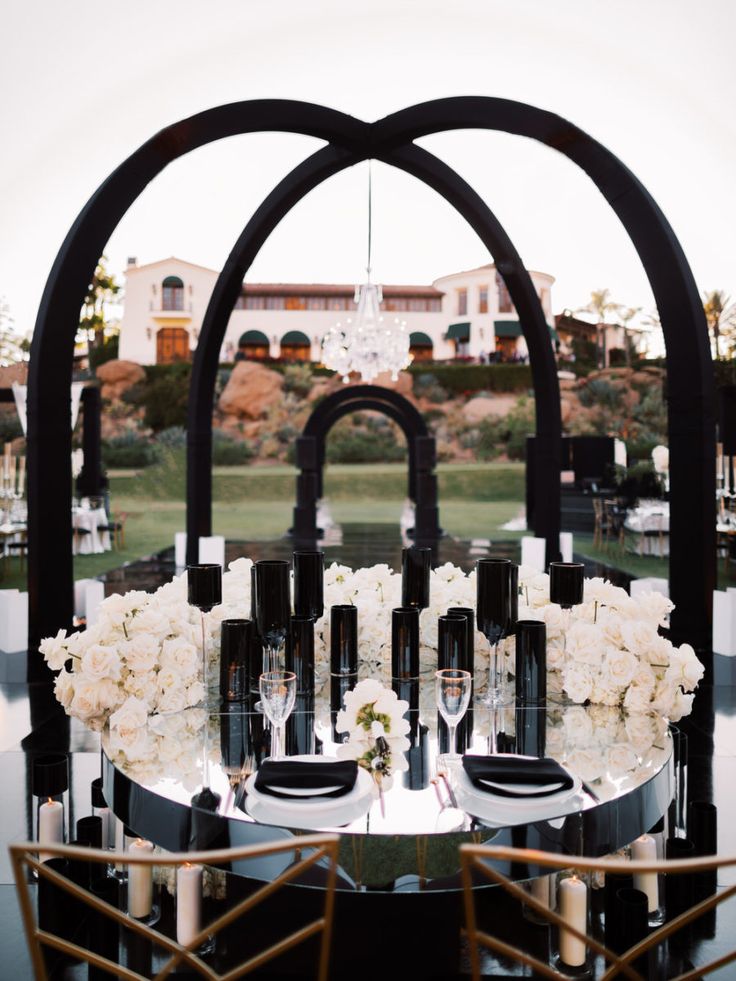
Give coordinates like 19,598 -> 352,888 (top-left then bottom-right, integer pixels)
10,834 -> 340,981
460,843 -> 736,981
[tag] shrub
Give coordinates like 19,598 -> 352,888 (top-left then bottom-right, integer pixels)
156,426 -> 187,449
282,364 -> 313,398
475,395 -> 536,461
88,334 -> 119,371
407,363 -> 533,395
413,373 -> 449,404
212,430 -> 255,465
577,379 -> 622,411
325,415 -> 405,463
102,433 -> 161,468
141,364 -> 191,431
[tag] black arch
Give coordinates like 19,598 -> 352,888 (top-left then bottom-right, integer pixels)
185,139 -> 561,575
27,97 -> 712,661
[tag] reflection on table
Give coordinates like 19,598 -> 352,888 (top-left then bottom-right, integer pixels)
102,681 -> 674,894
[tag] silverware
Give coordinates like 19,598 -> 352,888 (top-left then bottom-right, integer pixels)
438,770 -> 458,809
581,780 -> 601,802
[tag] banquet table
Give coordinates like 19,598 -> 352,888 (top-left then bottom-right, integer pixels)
624,500 -> 669,556
72,504 -> 111,555
102,686 -> 674,895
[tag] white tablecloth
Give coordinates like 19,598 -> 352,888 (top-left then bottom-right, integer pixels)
625,504 -> 669,556
73,507 -> 111,555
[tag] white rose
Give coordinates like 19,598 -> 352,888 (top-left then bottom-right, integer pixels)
184,681 -> 205,707
123,671 -> 160,705
666,644 -> 705,692
567,747 -> 605,783
161,637 -> 199,679
127,607 -> 172,638
668,689 -> 694,722
157,687 -> 188,714
110,695 -> 149,731
70,681 -> 106,722
40,629 -> 71,671
80,644 -> 122,681
620,620 -> 659,657
123,633 -> 160,674
629,591 -> 674,628
54,669 -> 75,710
604,649 -> 638,689
562,665 -> 593,703
623,684 -> 654,713
607,743 -> 639,774
565,623 -> 604,667
624,712 -> 658,751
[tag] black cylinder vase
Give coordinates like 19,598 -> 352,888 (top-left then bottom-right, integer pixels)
515,619 -> 547,703
401,547 -> 431,610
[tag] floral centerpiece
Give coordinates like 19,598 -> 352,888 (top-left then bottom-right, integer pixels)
334,679 -> 410,792
41,557 -> 704,728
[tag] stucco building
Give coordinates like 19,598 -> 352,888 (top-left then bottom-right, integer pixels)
117,256 -> 555,365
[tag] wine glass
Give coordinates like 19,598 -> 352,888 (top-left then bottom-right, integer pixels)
254,560 -> 291,673
476,558 -> 517,706
259,671 -> 297,761
435,668 -> 472,765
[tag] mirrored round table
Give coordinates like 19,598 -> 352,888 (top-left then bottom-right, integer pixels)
102,681 -> 674,895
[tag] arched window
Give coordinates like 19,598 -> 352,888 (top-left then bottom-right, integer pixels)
237,329 -> 270,361
280,330 -> 311,362
162,275 -> 184,311
409,331 -> 434,363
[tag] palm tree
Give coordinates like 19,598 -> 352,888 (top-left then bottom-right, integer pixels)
703,290 -> 736,359
576,289 -> 621,368
616,305 -> 642,367
79,256 -> 121,357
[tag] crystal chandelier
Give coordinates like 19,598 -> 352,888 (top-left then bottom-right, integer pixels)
322,164 -> 412,383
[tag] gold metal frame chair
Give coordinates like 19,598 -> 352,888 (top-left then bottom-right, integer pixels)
460,843 -> 736,981
11,834 -> 339,981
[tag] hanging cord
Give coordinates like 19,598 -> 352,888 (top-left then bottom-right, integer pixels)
366,160 -> 372,282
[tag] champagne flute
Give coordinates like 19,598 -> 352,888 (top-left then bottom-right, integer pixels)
476,558 -> 517,706
435,668 -> 472,765
259,671 -> 297,761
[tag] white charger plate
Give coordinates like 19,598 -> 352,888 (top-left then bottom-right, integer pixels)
456,755 -> 582,824
244,755 -> 374,830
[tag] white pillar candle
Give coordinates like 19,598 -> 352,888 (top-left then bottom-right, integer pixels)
38,798 -> 64,862
631,834 -> 659,913
128,839 -> 154,918
176,862 -> 204,947
559,874 -> 587,968
18,456 -> 25,496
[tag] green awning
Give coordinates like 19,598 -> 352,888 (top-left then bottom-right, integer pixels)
162,275 -> 184,288
446,322 -> 470,341
494,320 -> 522,338
409,331 -> 433,347
239,330 -> 269,346
280,330 -> 311,345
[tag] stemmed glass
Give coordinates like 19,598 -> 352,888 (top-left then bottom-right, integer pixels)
435,668 -> 472,765
259,671 -> 297,761
476,558 -> 518,706
254,560 -> 291,673
187,564 -> 222,700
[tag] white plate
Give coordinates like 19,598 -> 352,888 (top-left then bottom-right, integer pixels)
244,756 -> 374,830
456,756 -> 582,824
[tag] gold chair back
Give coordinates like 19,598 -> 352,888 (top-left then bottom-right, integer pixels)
10,834 -> 340,981
460,843 -> 736,981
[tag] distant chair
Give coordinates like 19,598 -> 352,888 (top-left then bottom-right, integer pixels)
97,512 -> 128,550
603,499 -> 626,553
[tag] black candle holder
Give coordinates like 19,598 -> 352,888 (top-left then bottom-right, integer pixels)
330,605 -> 358,711
293,550 -> 324,621
33,754 -> 69,859
187,563 -> 222,700
446,606 -> 475,675
549,562 -> 584,609
476,558 -> 518,706
515,619 -> 547,704
219,619 -> 252,702
612,887 -> 650,973
254,559 -> 291,672
286,615 -> 316,694
438,613 -> 470,672
401,546 -> 431,610
392,606 -> 420,680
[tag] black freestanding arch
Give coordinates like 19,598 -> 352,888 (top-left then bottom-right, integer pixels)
27,97 -> 713,667
185,137 -> 561,571
290,385 -> 440,543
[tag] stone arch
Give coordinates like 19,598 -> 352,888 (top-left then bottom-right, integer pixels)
27,97 -> 712,659
292,385 -> 439,543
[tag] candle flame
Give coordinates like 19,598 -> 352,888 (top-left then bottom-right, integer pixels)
47,797 -> 53,805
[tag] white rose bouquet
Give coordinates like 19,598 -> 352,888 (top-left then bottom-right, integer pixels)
334,679 -> 411,792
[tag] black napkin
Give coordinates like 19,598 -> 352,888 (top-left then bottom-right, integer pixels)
462,755 -> 574,799
254,760 -> 358,800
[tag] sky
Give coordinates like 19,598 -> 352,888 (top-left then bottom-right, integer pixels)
1,0 -> 734,336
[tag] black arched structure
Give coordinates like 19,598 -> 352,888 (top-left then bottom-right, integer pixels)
291,385 -> 440,544
186,138 -> 562,570
28,97 -> 713,665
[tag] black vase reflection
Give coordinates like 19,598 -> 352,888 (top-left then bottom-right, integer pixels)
187,563 -> 222,698
220,704 -> 254,788
330,605 -> 358,713
515,703 -> 546,758
286,616 -> 315,695
515,619 -> 547,705
402,722 -> 430,791
391,606 -> 420,681
220,619 -> 252,702
286,692 -> 318,757
254,560 -> 291,673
